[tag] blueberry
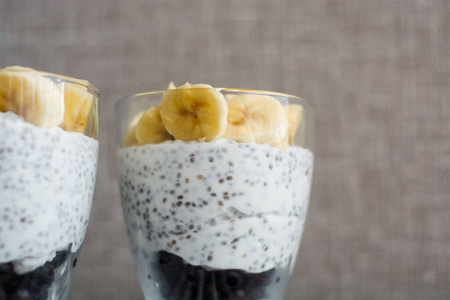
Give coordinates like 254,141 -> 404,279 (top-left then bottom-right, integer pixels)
6,289 -> 32,300
0,254 -> 63,298
51,251 -> 68,269
11,263 -> 54,300
226,275 -> 238,287
170,265 -> 205,300
155,251 -> 274,300
224,270 -> 245,288
202,272 -> 218,300
214,270 -> 250,300
32,263 -> 55,288
19,280 -> 48,300
0,264 -> 23,294
158,251 -> 185,288
29,284 -> 48,300
0,263 -> 14,287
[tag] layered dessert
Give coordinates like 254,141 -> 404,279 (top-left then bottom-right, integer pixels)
117,83 -> 313,300
0,67 -> 99,300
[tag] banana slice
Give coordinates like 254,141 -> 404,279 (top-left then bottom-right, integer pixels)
283,104 -> 303,145
167,82 -> 176,90
129,112 -> 144,128
59,83 -> 94,133
123,125 -> 139,147
87,99 -> 99,140
0,66 -> 64,127
159,83 -> 228,141
224,94 -> 288,146
135,106 -> 173,145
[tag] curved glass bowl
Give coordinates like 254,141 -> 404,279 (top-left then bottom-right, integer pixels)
115,88 -> 314,300
0,67 -> 99,300
0,66 -> 99,139
115,88 -> 313,150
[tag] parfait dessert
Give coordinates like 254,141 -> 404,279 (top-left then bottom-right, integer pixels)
116,83 -> 313,300
0,67 -> 99,300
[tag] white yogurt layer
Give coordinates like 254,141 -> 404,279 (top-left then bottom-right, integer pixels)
0,112 -> 99,274
118,139 -> 313,273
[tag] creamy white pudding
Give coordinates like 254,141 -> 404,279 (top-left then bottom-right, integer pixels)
118,139 -> 313,273
0,112 -> 98,274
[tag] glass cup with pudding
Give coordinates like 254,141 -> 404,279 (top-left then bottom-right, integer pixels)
0,67 -> 99,300
115,83 -> 314,300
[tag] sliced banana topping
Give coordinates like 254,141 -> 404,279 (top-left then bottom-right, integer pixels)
284,104 -> 303,145
86,98 -> 99,140
224,94 -> 288,146
123,125 -> 139,147
0,66 -> 64,128
123,84 -> 302,148
159,83 -> 228,141
130,112 -> 144,128
167,82 -> 176,90
135,106 -> 173,145
59,83 -> 94,133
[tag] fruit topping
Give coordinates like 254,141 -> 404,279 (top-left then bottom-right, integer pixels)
283,104 -> 303,145
123,83 -> 303,148
135,107 -> 173,145
157,251 -> 274,300
0,66 -> 64,128
59,83 -> 95,134
159,83 -> 228,141
0,250 -> 70,300
224,93 -> 288,147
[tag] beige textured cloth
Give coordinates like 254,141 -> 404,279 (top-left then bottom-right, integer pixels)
0,1 -> 449,299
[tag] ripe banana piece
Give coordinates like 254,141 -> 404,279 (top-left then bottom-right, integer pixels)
224,93 -> 288,146
129,112 -> 144,128
159,83 -> 228,141
0,66 -> 64,127
167,82 -> 176,90
283,104 -> 303,145
59,83 -> 94,133
135,106 -> 173,145
87,98 -> 99,140
123,125 -> 139,147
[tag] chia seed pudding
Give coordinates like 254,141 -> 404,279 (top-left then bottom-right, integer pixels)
0,112 -> 99,299
116,84 -> 314,300
118,139 -> 313,300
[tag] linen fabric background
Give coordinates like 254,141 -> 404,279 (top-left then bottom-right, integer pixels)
0,1 -> 449,299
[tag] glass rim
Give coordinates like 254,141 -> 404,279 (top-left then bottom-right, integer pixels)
2,66 -> 100,97
42,73 -> 100,97
115,87 -> 314,110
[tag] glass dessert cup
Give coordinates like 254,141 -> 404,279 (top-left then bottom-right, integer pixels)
0,67 -> 99,300
115,85 -> 314,300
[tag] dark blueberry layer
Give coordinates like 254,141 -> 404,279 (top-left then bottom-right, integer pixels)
0,250 -> 70,300
157,251 -> 275,300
